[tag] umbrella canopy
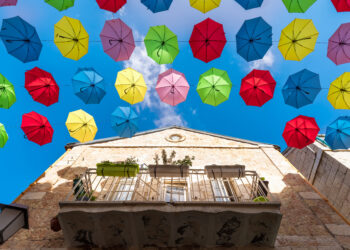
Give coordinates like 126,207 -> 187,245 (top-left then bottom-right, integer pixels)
111,106 -> 138,138
197,68 -> 232,106
240,69 -> 276,107
282,69 -> 321,109
21,111 -> 54,146
54,16 -> 89,61
328,72 -> 350,109
96,0 -> 126,12
278,18 -> 319,61
141,0 -> 173,12
100,18 -> 135,62
66,109 -> 97,143
44,0 -> 75,11
72,68 -> 106,104
189,0 -> 221,13
156,69 -> 190,106
144,25 -> 179,64
283,115 -> 320,149
115,68 -> 147,105
0,16 -> 42,63
325,116 -> 350,150
282,0 -> 316,13
0,0 -> 17,6
25,67 -> 60,107
0,73 -> 16,109
0,123 -> 8,148
236,17 -> 272,62
327,23 -> 350,66
189,18 -> 226,63
332,0 -> 350,12
234,0 -> 263,10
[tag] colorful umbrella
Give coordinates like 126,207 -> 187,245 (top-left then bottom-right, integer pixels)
21,111 -> 54,146
278,18 -> 319,61
240,69 -> 276,107
115,68 -> 147,105
236,17 -> 272,62
328,72 -> 350,109
327,23 -> 350,66
156,69 -> 190,106
96,0 -> 126,12
144,25 -> 179,64
189,18 -> 226,63
325,116 -> 350,150
189,0 -> 221,13
66,109 -> 97,143
234,0 -> 263,10
0,16 -> 42,63
0,123 -> 8,148
282,0 -> 316,13
0,73 -> 16,109
44,0 -> 75,11
0,0 -> 17,7
54,16 -> 89,61
283,115 -> 320,149
72,68 -> 106,104
331,0 -> 350,12
25,67 -> 60,107
141,0 -> 173,12
111,106 -> 138,138
100,18 -> 135,62
282,69 -> 321,109
197,68 -> 232,106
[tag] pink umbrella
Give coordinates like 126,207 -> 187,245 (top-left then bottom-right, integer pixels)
328,22 -> 350,65
100,18 -> 135,62
0,0 -> 17,6
156,69 -> 190,106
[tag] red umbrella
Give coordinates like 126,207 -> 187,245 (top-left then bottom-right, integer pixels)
25,67 -> 59,107
96,0 -> 126,12
21,111 -> 54,146
239,69 -> 276,107
283,115 -> 320,149
331,0 -> 350,12
189,18 -> 226,63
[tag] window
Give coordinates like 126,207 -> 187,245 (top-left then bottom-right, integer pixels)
166,133 -> 186,143
164,184 -> 186,202
211,179 -> 235,202
114,179 -> 136,201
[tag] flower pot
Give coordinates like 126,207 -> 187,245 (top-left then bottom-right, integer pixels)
148,164 -> 189,177
96,163 -> 139,177
205,164 -> 245,178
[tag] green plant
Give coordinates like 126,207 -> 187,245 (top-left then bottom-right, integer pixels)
174,155 -> 195,167
253,196 -> 269,202
153,153 -> 160,165
125,156 -> 138,165
154,150 -> 195,167
97,157 -> 138,168
260,177 -> 266,181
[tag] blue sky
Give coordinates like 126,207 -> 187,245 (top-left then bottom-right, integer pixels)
0,0 -> 349,203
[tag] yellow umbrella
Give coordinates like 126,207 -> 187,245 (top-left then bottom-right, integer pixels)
66,109 -> 97,143
328,72 -> 350,109
115,68 -> 147,105
54,16 -> 89,61
278,18 -> 318,61
189,0 -> 221,13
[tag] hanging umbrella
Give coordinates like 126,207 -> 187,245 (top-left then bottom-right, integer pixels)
0,123 -> 8,148
141,0 -> 173,12
96,0 -> 126,12
197,68 -> 232,106
0,73 -> 16,109
25,67 -> 60,107
0,0 -> 17,7
72,68 -> 106,104
115,68 -> 147,105
282,0 -> 316,13
44,0 -> 75,11
278,18 -> 319,61
54,16 -> 89,61
66,109 -> 97,143
325,116 -> 350,150
236,17 -> 272,62
234,0 -> 263,10
328,72 -> 350,109
156,69 -> 190,106
283,115 -> 320,149
327,23 -> 350,66
21,111 -> 54,146
331,0 -> 350,12
0,16 -> 42,63
240,69 -> 276,107
189,0 -> 221,13
111,106 -> 138,138
100,18 -> 135,62
144,25 -> 179,64
282,69 -> 321,109
189,18 -> 226,63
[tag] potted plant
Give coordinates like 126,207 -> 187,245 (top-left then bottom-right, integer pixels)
253,196 -> 269,202
258,177 -> 269,197
96,157 -> 139,177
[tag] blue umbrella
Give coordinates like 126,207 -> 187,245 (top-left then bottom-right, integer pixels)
325,116 -> 350,150
141,0 -> 173,13
282,69 -> 321,109
0,16 -> 42,63
111,106 -> 138,138
235,0 -> 263,10
72,68 -> 106,104
236,17 -> 272,62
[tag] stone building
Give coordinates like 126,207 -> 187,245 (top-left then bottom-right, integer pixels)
1,127 -> 350,248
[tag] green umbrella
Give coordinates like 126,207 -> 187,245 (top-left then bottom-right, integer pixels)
197,68 -> 232,106
144,25 -> 179,64
282,0 -> 316,13
45,0 -> 75,11
0,123 -> 8,148
0,73 -> 16,109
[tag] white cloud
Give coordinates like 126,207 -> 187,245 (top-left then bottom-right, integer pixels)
248,50 -> 275,70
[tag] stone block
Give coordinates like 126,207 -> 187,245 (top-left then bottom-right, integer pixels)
20,192 -> 46,200
325,224 -> 350,236
298,192 -> 321,200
